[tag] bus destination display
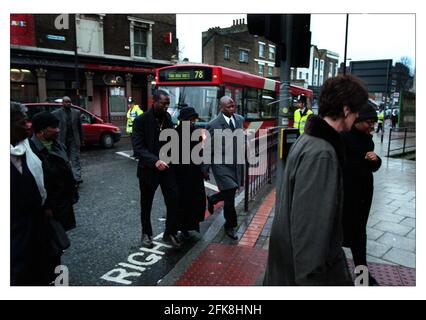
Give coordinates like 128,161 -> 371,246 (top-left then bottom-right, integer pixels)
159,68 -> 212,82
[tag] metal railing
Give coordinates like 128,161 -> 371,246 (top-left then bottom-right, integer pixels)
387,127 -> 416,157
244,127 -> 279,212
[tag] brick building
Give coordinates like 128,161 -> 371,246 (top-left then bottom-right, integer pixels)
10,14 -> 179,128
202,19 -> 280,79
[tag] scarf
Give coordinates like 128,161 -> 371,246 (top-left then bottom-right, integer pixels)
10,138 -> 47,205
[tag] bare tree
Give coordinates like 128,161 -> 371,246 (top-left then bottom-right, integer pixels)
399,56 -> 414,75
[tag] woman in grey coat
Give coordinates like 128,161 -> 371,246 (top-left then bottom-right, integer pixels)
264,75 -> 368,286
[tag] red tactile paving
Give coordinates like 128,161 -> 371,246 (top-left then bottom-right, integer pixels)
347,259 -> 416,286
239,189 -> 276,247
175,243 -> 415,286
175,243 -> 268,286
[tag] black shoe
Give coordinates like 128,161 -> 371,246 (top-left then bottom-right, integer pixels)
225,227 -> 238,240
163,233 -> 182,248
207,196 -> 214,215
181,230 -> 191,240
141,234 -> 153,248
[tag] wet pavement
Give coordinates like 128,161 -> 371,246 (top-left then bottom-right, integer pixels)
62,125 -> 416,286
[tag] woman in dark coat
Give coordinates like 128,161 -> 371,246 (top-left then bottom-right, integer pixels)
341,101 -> 382,285
10,102 -> 53,285
174,107 -> 207,239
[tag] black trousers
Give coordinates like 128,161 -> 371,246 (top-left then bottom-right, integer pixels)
209,188 -> 237,229
139,173 -> 179,237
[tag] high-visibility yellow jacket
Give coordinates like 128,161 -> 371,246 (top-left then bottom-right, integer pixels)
378,111 -> 384,123
126,104 -> 143,134
294,108 -> 313,134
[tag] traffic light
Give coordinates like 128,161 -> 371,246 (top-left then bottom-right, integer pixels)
247,14 -> 311,68
291,15 -> 311,68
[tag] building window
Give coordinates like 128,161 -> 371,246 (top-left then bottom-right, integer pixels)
320,60 -> 324,71
268,66 -> 273,76
269,46 -> 275,60
306,73 -> 309,80
259,42 -> 265,58
76,14 -> 104,55
299,71 -> 302,79
258,63 -> 264,76
224,45 -> 230,60
134,26 -> 148,57
129,17 -> 154,59
319,75 -> 323,85
239,49 -> 249,63
335,63 -> 339,76
314,58 -> 318,69
328,62 -> 333,77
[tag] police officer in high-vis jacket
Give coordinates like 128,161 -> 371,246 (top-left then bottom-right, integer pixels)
126,97 -> 143,135
293,95 -> 313,134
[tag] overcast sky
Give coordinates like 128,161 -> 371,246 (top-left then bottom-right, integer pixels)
177,14 -> 415,71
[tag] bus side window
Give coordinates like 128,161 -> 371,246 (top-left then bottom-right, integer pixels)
245,88 -> 260,119
235,89 -> 243,115
260,90 -> 276,119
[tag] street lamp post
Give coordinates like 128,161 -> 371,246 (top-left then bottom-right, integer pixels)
343,14 -> 349,75
74,14 -> 80,105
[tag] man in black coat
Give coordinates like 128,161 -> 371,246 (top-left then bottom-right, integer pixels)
10,102 -> 53,285
132,89 -> 181,248
341,101 -> 382,285
29,111 -> 78,232
52,96 -> 83,184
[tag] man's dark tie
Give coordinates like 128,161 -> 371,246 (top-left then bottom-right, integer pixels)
229,118 -> 235,131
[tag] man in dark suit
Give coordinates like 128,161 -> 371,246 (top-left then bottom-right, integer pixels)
52,96 -> 83,185
132,89 -> 181,248
203,96 -> 245,240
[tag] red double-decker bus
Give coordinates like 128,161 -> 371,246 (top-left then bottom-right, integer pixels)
155,64 -> 313,129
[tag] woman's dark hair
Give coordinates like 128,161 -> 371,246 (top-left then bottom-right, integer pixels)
10,101 -> 27,123
318,75 -> 368,119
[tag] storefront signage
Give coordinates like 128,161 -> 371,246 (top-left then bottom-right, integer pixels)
46,34 -> 66,41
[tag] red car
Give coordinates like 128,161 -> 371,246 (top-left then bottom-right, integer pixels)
23,102 -> 121,148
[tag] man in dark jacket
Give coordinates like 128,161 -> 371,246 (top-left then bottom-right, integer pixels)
29,111 -> 78,279
341,101 -> 382,285
132,89 -> 181,248
10,102 -> 52,285
52,96 -> 83,184
29,111 -> 78,232
203,96 -> 244,240
264,75 -> 368,286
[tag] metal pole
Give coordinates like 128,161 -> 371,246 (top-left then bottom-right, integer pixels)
343,14 -> 349,75
387,127 -> 392,157
74,14 -> 80,104
381,59 -> 391,144
403,127 -> 408,155
275,14 -> 293,217
244,133 -> 249,212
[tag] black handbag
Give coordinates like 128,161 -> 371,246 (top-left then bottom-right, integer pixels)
48,217 -> 71,256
